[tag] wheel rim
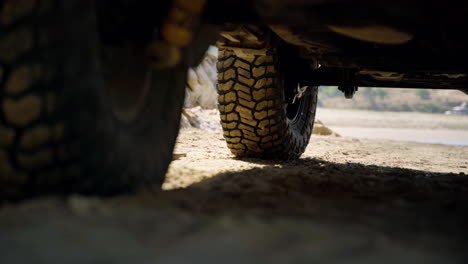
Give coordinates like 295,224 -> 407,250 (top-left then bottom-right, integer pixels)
282,63 -> 307,124
286,85 -> 307,122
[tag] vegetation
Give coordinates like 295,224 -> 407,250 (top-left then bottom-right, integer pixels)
415,89 -> 431,100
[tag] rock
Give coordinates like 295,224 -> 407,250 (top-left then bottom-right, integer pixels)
181,48 -> 222,129
312,120 -> 340,136
180,108 -> 201,129
184,52 -> 218,109
173,153 -> 187,160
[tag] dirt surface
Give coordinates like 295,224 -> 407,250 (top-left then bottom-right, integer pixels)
1,111 -> 468,263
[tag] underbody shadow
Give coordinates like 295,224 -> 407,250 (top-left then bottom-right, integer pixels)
154,157 -> 468,235
165,157 -> 467,204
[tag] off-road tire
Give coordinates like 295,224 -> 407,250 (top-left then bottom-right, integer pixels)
0,0 -> 186,199
217,48 -> 318,160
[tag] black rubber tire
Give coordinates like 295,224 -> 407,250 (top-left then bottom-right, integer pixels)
217,48 -> 318,160
0,0 -> 185,199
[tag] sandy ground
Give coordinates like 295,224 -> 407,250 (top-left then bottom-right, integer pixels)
1,109 -> 467,263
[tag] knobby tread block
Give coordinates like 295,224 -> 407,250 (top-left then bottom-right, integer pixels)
217,49 -> 317,160
1,0 -> 188,200
0,0 -> 77,198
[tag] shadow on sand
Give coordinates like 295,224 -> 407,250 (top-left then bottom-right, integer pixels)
153,157 -> 468,241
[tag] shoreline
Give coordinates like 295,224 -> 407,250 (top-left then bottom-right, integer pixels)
316,107 -> 468,146
328,126 -> 468,146
316,107 -> 468,130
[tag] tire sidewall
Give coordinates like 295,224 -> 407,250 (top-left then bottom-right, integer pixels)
60,0 -> 185,193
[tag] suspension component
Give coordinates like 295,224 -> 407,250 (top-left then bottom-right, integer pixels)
147,0 -> 207,69
338,85 -> 358,99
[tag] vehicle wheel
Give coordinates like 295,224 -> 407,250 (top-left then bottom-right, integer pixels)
0,0 -> 187,199
217,47 -> 318,160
